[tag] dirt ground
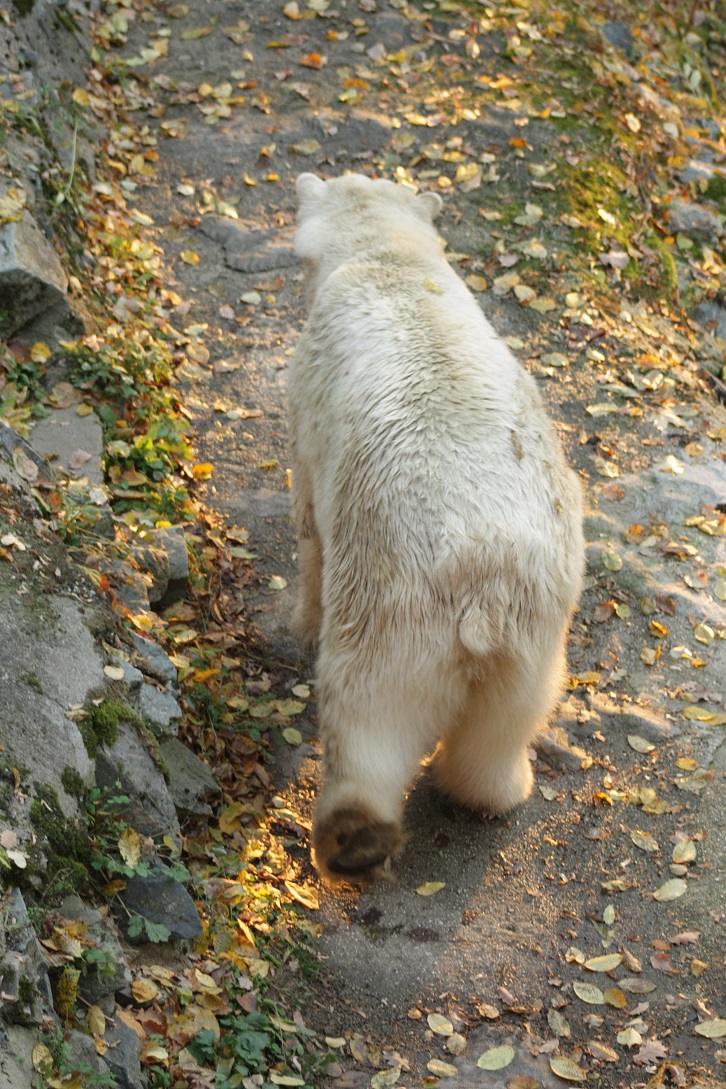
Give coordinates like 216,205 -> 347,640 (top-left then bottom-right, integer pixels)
102,2 -> 726,1086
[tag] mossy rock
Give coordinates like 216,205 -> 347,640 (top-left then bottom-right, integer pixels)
29,784 -> 90,899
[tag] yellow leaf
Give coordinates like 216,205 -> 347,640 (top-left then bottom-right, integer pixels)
276,699 -> 305,717
549,1056 -> 587,1081
192,462 -> 214,479
181,26 -> 214,39
573,981 -> 604,1004
427,1013 -> 453,1036
118,826 -> 141,868
219,802 -> 245,834
284,880 -> 319,910
653,878 -> 687,902
71,88 -> 90,107
415,881 -> 445,896
32,1045 -> 54,1074
282,727 -> 302,746
31,341 -> 52,363
584,953 -> 622,972
371,1068 -> 401,1089
87,1004 -> 106,1036
426,1059 -> 459,1077
693,622 -> 714,645
180,249 -> 200,265
477,1044 -> 515,1070
603,988 -> 627,1008
694,1019 -> 726,1038
131,977 -> 159,1004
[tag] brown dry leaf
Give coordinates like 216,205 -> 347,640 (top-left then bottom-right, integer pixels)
634,1038 -> 668,1065
506,1078 -> 540,1089
549,1056 -> 586,1081
603,988 -> 626,1008
588,1041 -> 617,1062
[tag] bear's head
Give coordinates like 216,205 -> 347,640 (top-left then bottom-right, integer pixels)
294,173 -> 443,302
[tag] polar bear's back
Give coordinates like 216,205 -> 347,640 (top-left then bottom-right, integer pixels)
290,256 -> 583,661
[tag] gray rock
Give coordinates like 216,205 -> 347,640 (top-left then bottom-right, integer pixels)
200,217 -> 297,273
679,158 -> 726,187
59,894 -> 132,1009
0,1023 -> 37,1089
117,867 -> 203,943
103,1015 -> 147,1089
65,1029 -> 109,1081
667,198 -> 723,241
129,633 -> 178,688
694,300 -> 726,343
160,738 -> 220,817
95,721 -> 181,844
0,595 -> 103,826
148,525 -> 189,584
137,683 -> 182,738
601,20 -> 633,56
0,889 -> 53,1026
130,540 -> 170,604
0,211 -> 69,338
118,660 -> 145,695
0,419 -> 54,484
29,405 -> 103,486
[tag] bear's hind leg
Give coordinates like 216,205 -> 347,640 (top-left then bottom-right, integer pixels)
313,658 -> 459,881
430,641 -> 567,816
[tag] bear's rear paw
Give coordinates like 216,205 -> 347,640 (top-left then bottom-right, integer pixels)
313,805 -> 403,882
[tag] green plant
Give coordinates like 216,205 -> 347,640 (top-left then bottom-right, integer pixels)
126,913 -> 172,943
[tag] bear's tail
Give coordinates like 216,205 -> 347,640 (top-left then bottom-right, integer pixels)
457,604 -> 494,659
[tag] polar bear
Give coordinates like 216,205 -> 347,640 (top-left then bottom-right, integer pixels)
288,173 -> 584,881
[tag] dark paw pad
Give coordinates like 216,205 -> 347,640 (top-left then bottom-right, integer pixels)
314,806 -> 403,882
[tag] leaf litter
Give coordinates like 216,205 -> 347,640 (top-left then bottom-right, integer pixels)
6,0 -> 724,1085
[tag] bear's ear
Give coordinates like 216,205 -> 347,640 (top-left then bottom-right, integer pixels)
296,173 -> 327,208
414,190 -> 443,223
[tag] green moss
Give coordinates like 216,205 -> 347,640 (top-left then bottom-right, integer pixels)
705,174 -> 726,209
18,976 -> 35,1006
136,721 -> 170,780
79,699 -> 136,758
29,784 -> 90,898
650,235 -> 679,301
61,767 -> 85,799
20,671 -> 43,694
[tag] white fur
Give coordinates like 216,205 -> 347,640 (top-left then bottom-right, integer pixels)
288,173 -> 584,877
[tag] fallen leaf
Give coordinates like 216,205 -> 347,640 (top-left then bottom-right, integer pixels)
427,1059 -> 458,1077
653,879 -> 687,902
416,881 -> 445,896
549,1056 -> 586,1081
573,981 -> 604,1005
477,1045 -> 515,1070
584,953 -> 622,973
180,249 -> 200,265
428,1013 -> 454,1036
694,1019 -> 726,1038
